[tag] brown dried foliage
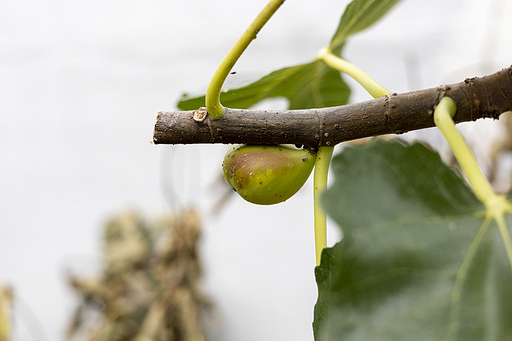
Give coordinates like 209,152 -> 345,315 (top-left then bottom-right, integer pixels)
67,209 -> 208,341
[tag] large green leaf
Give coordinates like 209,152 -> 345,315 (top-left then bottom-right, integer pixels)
177,60 -> 350,111
314,140 -> 512,340
329,0 -> 402,54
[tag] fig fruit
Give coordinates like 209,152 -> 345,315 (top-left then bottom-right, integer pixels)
222,144 -> 316,205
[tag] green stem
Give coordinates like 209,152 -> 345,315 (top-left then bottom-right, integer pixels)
312,51 -> 389,265
205,0 -> 286,120
433,97 -> 495,204
434,96 -> 512,271
314,146 -> 334,266
317,48 -> 391,98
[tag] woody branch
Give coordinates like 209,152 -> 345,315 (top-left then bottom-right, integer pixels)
153,66 -> 512,148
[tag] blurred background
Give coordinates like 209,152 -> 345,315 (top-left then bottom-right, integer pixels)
1,0 -> 511,340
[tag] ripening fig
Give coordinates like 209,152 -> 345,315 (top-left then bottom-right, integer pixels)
222,144 -> 316,205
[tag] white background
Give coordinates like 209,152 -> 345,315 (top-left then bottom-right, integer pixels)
1,0 -> 511,340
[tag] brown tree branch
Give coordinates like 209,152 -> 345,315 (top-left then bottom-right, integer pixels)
153,66 -> 512,148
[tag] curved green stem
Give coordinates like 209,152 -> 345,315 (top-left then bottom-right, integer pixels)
433,97 -> 495,203
206,0 -> 286,120
317,48 -> 391,98
314,146 -> 334,266
434,96 -> 512,270
312,51 -> 389,265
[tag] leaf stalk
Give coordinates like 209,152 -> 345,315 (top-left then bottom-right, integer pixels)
314,146 -> 334,266
433,97 -> 494,203
205,0 -> 286,120
317,48 -> 391,98
311,53 -> 391,264
434,96 -> 512,270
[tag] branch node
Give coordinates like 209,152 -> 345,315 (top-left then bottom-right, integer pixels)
193,107 -> 208,122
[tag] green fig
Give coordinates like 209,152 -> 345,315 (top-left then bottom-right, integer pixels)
222,144 -> 316,205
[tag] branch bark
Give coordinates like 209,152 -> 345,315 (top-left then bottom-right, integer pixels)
153,66 -> 512,148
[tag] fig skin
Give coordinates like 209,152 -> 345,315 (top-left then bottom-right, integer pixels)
223,144 -> 316,205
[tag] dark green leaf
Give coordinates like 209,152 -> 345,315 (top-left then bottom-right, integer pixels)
330,0 -> 402,54
177,60 -> 350,111
314,140 -> 512,340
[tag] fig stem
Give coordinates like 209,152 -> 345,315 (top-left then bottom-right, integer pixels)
433,97 -> 495,204
205,0 -> 286,120
314,146 -> 334,266
312,53 -> 391,265
312,52 -> 391,265
434,96 -> 512,270
317,48 -> 391,98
